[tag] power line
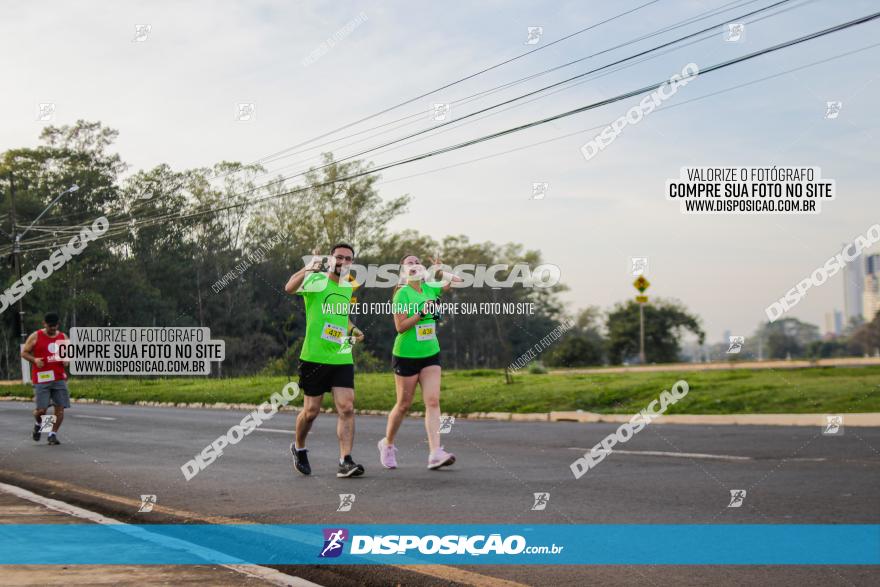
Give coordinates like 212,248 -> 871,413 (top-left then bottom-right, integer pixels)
212,0 -> 774,187
11,0 -> 778,231
195,0 -> 801,203
8,8 -> 877,255
260,0 -> 813,185
206,0 -> 776,188
244,0 -> 765,174
290,0 -> 800,176
375,41 -> 880,187
230,1 -> 663,170
13,10 -> 876,253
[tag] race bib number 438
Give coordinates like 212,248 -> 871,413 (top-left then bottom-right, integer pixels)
416,322 -> 436,341
321,322 -> 346,344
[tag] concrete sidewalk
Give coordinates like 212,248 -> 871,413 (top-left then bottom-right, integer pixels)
0,485 -> 315,586
552,356 -> 880,374
542,411 -> 880,426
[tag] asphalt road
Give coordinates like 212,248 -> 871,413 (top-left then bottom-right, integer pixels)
1,400 -> 878,586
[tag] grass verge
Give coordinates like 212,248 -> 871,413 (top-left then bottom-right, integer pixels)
2,366 -> 878,414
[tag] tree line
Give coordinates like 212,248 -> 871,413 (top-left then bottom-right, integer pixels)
1,121 -> 874,379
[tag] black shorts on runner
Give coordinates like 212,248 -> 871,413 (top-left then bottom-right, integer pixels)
391,353 -> 441,377
298,361 -> 355,396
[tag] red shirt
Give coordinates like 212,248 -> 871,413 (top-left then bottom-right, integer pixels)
30,329 -> 68,385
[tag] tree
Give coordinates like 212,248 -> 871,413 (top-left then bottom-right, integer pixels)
250,153 -> 409,257
753,318 -> 821,359
807,339 -> 851,359
545,307 -> 605,367
0,122 -> 573,376
0,120 -> 126,344
848,310 -> 880,356
360,233 -> 565,369
605,299 -> 704,364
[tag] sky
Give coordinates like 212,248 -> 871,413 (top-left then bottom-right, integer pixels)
2,0 -> 879,344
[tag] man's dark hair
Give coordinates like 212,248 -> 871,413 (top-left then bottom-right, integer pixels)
44,312 -> 60,326
331,243 -> 355,257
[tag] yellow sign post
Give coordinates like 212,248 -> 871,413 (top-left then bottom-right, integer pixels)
633,277 -> 651,363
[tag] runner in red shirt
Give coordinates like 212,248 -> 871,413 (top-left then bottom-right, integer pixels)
21,312 -> 70,445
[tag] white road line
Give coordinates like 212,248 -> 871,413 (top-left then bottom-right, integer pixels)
566,448 -> 829,462
254,428 -> 292,434
73,415 -> 116,421
567,448 -> 752,461
0,481 -> 322,587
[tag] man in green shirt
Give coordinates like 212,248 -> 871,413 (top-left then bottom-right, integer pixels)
284,243 -> 365,478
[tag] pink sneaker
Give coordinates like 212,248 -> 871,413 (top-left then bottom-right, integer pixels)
378,437 -> 398,469
428,447 -> 456,470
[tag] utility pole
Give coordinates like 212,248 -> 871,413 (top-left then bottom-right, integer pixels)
638,301 -> 646,364
633,275 -> 650,364
8,173 -> 25,343
7,176 -> 79,381
8,172 -> 28,383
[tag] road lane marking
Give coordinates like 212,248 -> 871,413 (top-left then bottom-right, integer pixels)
254,428 -> 291,434
613,449 -> 752,461
73,415 -> 117,421
0,480 -> 322,586
567,448 -> 751,461
566,448 -> 829,462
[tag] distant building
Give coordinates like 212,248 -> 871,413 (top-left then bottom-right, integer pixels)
864,252 -> 880,322
834,309 -> 843,335
843,242 -> 864,322
824,312 -> 835,336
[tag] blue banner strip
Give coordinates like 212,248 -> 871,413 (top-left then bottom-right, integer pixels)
1,524 -> 878,565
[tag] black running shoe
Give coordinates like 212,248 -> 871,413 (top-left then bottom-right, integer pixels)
32,424 -> 41,442
47,435 -> 60,445
337,456 -> 365,478
290,443 -> 311,476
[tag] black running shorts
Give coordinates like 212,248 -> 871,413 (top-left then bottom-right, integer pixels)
298,361 -> 355,396
391,352 -> 441,377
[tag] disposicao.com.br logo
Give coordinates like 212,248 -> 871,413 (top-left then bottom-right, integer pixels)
319,529 -> 563,557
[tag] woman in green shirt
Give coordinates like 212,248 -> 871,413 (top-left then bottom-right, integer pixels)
378,254 -> 462,470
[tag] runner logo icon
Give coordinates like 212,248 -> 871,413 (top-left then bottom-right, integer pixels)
727,490 -> 747,508
320,528 -> 348,558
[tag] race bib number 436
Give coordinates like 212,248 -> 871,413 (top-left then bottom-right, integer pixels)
416,322 -> 436,341
321,322 -> 345,344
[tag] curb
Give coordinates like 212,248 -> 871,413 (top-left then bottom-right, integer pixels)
2,396 -> 878,426
546,410 -> 880,427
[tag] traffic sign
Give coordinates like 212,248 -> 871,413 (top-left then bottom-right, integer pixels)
633,276 -> 650,293
635,295 -> 649,303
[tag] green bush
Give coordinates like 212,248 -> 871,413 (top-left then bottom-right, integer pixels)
528,362 -> 548,374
